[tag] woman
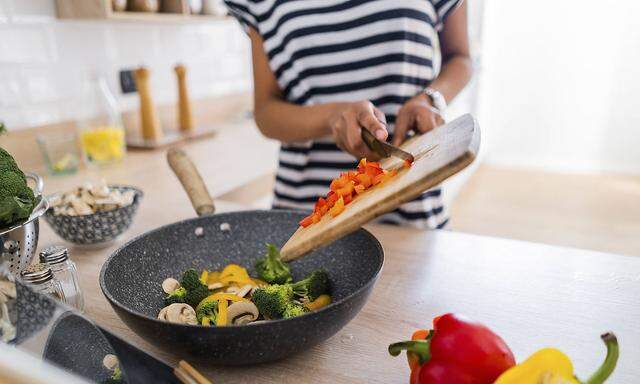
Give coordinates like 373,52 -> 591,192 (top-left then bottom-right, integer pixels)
225,0 -> 472,228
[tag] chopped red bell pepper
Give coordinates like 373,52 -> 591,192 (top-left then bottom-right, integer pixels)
329,196 -> 345,217
336,181 -> 355,197
299,157 -> 412,228
299,214 -> 314,228
356,173 -> 372,188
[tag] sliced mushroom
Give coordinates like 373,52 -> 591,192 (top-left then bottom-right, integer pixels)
236,284 -> 253,298
225,286 -> 239,294
158,306 -> 169,320
208,282 -> 224,290
162,278 -> 180,294
158,303 -> 198,325
103,354 -> 119,371
227,301 -> 259,325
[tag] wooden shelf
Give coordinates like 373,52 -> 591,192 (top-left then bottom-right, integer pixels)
56,0 -> 229,23
108,11 -> 228,23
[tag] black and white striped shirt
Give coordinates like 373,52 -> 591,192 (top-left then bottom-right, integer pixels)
225,0 -> 461,229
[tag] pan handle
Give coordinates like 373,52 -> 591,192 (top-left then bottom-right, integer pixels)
167,148 -> 215,216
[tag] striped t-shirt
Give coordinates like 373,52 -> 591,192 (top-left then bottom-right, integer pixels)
225,0 -> 461,229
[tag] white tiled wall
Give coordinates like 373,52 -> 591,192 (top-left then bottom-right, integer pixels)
0,0 -> 252,130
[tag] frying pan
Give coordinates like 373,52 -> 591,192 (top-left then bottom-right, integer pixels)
99,151 -> 384,365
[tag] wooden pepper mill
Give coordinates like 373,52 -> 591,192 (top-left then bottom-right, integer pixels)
174,64 -> 194,133
133,67 -> 163,141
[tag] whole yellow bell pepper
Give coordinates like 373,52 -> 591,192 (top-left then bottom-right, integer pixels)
494,333 -> 619,384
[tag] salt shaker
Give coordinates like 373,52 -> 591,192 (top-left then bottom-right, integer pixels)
20,264 -> 65,303
39,246 -> 84,311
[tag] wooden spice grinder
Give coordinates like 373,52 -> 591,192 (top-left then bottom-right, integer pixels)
174,64 -> 194,133
133,67 -> 163,141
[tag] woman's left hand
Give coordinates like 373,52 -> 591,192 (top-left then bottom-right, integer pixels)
392,93 -> 444,146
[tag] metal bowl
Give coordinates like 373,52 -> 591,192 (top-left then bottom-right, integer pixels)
44,186 -> 143,246
1,173 -> 49,276
100,210 -> 384,365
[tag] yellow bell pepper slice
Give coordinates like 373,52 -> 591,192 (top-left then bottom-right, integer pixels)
202,293 -> 249,303
220,264 -> 249,279
220,264 -> 254,286
206,271 -> 221,285
200,270 -> 209,285
216,299 -> 228,326
305,294 -> 332,311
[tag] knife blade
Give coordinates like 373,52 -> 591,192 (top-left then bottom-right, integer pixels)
361,128 -> 415,163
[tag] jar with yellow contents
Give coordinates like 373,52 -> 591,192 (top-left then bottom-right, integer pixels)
77,77 -> 126,165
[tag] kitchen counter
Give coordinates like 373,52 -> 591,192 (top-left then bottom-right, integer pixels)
25,120 -> 638,383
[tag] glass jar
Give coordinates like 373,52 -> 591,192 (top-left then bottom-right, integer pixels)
20,264 -> 65,303
36,132 -> 80,176
39,245 -> 84,311
77,77 -> 126,166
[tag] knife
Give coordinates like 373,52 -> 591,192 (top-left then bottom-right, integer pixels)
361,128 -> 415,163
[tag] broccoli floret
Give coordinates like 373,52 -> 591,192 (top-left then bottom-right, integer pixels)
282,302 -> 309,319
180,269 -> 210,308
180,269 -> 203,290
102,366 -> 125,384
291,270 -> 330,302
164,286 -> 187,305
0,148 -> 36,227
195,299 -> 218,325
252,284 -> 293,319
254,244 -> 292,284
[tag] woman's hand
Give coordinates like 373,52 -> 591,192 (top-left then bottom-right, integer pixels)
329,101 -> 388,160
392,94 -> 444,146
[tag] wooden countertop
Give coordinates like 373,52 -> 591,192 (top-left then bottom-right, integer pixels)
26,122 -> 639,383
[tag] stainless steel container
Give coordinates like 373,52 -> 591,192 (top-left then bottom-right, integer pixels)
0,173 -> 48,276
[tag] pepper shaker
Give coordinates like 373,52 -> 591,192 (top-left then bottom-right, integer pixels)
20,264 -> 65,303
174,64 -> 194,133
40,245 -> 84,311
133,67 -> 163,141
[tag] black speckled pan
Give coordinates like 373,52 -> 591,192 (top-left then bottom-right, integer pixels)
100,210 -> 383,365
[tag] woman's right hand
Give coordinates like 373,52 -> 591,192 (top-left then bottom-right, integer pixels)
329,101 -> 388,160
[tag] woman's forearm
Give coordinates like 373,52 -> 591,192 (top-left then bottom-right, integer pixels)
254,99 -> 348,143
429,54 -> 473,103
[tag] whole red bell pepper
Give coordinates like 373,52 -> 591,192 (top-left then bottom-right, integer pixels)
389,313 -> 516,384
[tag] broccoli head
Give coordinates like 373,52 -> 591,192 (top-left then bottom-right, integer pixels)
180,269 -> 210,308
195,298 -> 218,325
291,270 -> 330,302
102,366 -> 125,384
254,243 -> 292,284
252,284 -> 293,319
164,286 -> 187,305
282,302 -> 309,319
0,148 -> 36,228
180,269 -> 203,290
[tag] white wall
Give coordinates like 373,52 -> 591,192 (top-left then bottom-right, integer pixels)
0,0 -> 252,130
477,0 -> 640,174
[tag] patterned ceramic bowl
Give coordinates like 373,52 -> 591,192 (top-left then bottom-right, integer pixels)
44,186 -> 143,246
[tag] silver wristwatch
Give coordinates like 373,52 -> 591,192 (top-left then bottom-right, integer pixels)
423,87 -> 447,112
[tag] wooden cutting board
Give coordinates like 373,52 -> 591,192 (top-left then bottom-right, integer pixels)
280,113 -> 481,261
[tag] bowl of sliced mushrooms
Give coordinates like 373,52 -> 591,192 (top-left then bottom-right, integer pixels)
44,181 -> 143,246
